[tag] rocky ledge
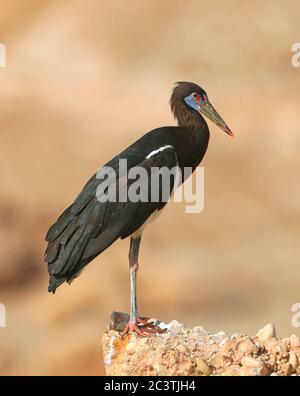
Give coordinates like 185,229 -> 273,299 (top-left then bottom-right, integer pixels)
101,312 -> 300,376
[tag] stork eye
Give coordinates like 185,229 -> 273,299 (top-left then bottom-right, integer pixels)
192,93 -> 201,101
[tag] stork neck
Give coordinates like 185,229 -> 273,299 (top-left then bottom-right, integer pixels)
173,103 -> 207,131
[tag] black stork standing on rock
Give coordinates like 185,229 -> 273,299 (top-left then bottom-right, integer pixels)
44,82 -> 233,336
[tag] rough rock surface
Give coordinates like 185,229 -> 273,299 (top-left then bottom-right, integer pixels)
102,312 -> 300,376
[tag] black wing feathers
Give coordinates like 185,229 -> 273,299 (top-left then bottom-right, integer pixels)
44,143 -> 177,293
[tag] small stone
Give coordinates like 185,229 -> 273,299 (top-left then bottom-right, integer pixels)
289,351 -> 298,371
162,320 -> 184,333
153,363 -> 169,375
257,324 -> 276,342
210,351 -> 226,369
158,364 -> 169,376
238,339 -> 257,355
136,343 -> 148,353
290,334 -> 300,349
196,357 -> 211,375
109,311 -> 130,332
241,356 -> 263,369
168,320 -> 184,328
222,365 -> 242,376
193,326 -> 206,333
181,357 -> 194,375
125,342 -> 136,355
176,344 -> 187,354
216,331 -> 227,337
239,367 -> 258,376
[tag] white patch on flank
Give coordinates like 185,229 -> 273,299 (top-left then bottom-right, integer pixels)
146,145 -> 174,160
104,335 -> 115,366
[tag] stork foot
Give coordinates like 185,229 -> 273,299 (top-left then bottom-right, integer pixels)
121,317 -> 167,337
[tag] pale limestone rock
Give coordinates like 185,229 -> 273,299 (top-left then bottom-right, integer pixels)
289,351 -> 298,371
256,323 -> 276,342
241,356 -> 263,369
195,357 -> 211,375
290,334 -> 300,349
125,342 -> 136,355
237,338 -> 257,355
176,344 -> 187,354
102,314 -> 300,376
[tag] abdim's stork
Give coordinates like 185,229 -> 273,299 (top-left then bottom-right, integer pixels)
44,82 -> 233,336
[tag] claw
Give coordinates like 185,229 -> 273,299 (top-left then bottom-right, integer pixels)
121,317 -> 167,337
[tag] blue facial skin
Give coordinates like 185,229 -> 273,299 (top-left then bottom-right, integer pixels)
184,94 -> 200,111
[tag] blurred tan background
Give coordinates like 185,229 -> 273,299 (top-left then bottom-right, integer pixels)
0,0 -> 300,375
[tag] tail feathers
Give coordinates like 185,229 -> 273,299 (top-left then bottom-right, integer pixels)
48,274 -> 65,293
46,225 -> 92,293
48,259 -> 91,293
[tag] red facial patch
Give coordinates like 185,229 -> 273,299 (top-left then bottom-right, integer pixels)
193,93 -> 201,102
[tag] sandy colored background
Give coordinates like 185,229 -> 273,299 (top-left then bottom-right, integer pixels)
0,0 -> 299,375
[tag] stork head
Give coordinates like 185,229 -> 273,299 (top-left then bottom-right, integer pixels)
171,82 -> 234,137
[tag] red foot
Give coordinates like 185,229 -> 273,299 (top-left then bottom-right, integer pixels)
121,317 -> 167,337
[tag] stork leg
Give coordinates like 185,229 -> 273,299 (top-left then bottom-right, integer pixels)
121,236 -> 166,337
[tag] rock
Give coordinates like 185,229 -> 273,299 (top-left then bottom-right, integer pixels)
241,356 -> 263,369
237,338 -> 257,355
193,326 -> 206,333
222,365 -> 242,376
109,311 -> 129,332
154,363 -> 169,376
290,334 -> 300,349
125,342 -> 136,355
239,367 -> 261,376
176,344 -> 187,354
210,351 -> 226,369
289,351 -> 298,371
257,324 -> 276,342
102,313 -> 300,376
215,331 -> 227,337
195,357 -> 211,375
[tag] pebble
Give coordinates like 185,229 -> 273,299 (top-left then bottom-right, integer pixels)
153,363 -> 169,375
125,342 -> 136,355
257,323 -> 276,342
241,356 -> 263,369
238,339 -> 257,355
193,326 -> 206,333
162,320 -> 184,333
168,320 -> 184,328
176,344 -> 187,354
222,364 -> 241,376
215,331 -> 227,337
240,367 -> 264,376
290,334 -> 300,349
289,351 -> 298,371
196,357 -> 211,375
